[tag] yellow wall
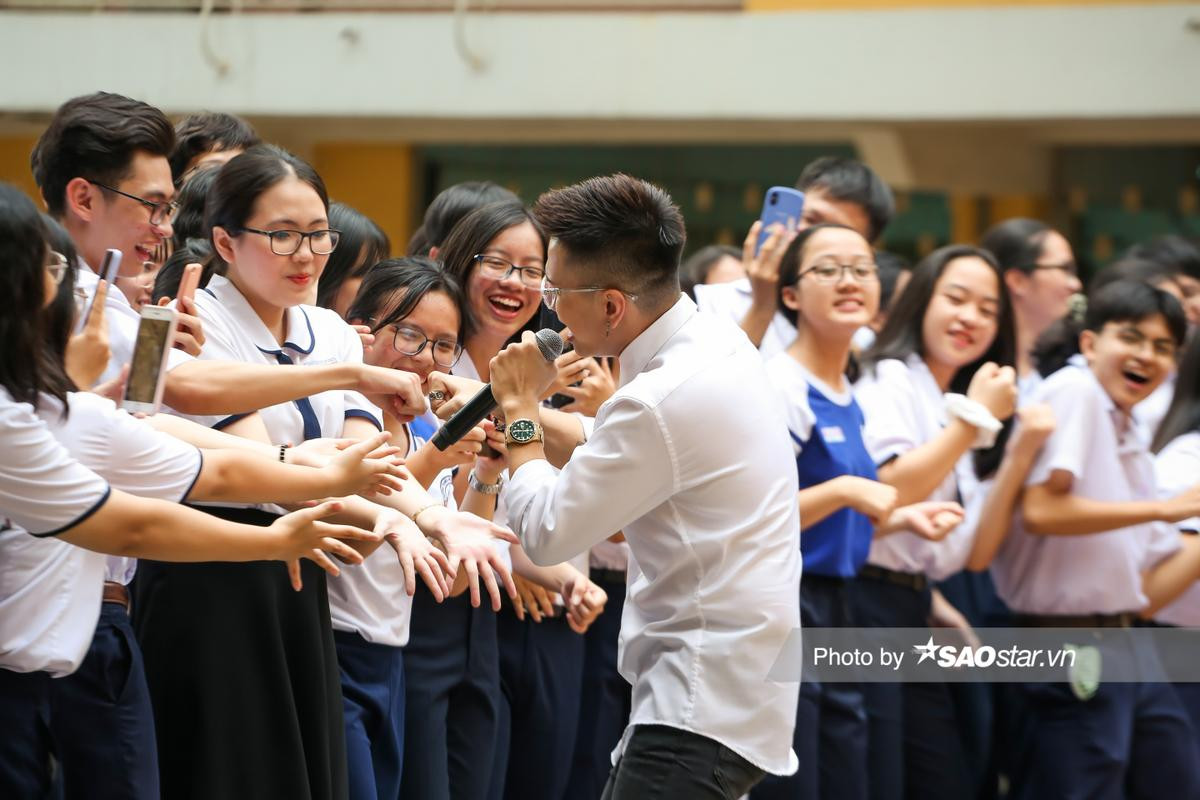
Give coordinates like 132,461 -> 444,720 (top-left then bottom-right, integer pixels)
311,143 -> 416,256
0,136 -> 42,206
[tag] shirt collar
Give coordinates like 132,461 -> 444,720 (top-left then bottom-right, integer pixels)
204,274 -> 316,356
617,294 -> 696,389
1076,363 -> 1144,452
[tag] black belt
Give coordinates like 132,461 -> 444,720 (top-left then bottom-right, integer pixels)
858,564 -> 929,592
590,567 -> 627,585
1016,612 -> 1136,629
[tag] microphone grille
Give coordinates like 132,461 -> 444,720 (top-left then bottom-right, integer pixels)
535,328 -> 566,362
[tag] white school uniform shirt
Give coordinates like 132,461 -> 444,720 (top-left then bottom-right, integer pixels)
1153,432 -> 1200,627
991,365 -> 1180,615
326,425 -> 458,648
171,275 -> 381,512
76,261 -> 191,585
1,392 -> 201,676
1134,372 -> 1175,445
505,296 -> 802,776
853,356 -> 980,580
692,278 -> 795,359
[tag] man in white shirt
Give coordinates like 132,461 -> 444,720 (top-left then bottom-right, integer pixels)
693,156 -> 895,358
481,174 -> 801,798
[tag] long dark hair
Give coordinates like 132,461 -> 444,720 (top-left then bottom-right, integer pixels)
345,256 -> 465,343
316,202 -> 391,310
0,183 -> 71,408
41,214 -> 81,371
407,181 -> 519,256
1034,279 -> 1187,379
436,200 -> 546,341
864,244 -> 1017,478
1153,332 -> 1200,453
205,144 -> 329,262
979,218 -> 1053,274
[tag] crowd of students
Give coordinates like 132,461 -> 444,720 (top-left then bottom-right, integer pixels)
2,88 -> 1200,800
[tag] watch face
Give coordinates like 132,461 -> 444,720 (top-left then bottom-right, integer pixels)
508,419 -> 538,443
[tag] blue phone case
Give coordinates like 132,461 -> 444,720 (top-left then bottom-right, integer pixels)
756,187 -> 805,254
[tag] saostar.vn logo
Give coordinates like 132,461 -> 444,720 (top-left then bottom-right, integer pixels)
912,635 -> 1075,669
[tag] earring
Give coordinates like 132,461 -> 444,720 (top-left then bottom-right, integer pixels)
604,320 -> 611,338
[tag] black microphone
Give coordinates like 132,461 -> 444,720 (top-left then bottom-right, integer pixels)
431,329 -> 565,452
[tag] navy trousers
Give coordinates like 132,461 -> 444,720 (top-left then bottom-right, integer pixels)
491,600 -> 586,800
1008,637 -> 1200,800
565,568 -> 632,799
336,630 -> 405,800
49,602 -> 159,800
400,586 -> 500,800
0,668 -> 54,798
849,575 -> 970,800
753,573 -> 868,800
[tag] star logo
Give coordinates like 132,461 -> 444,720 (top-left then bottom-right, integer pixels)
913,635 -> 939,665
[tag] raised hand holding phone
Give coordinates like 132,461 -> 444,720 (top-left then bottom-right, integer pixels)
78,249 -> 121,333
66,276 -> 112,389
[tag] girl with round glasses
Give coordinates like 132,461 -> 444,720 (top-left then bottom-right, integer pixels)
137,145 -> 515,800
429,200 -> 604,800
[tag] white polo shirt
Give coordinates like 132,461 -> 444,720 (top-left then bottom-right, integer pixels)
1134,372 -> 1175,445
853,356 -> 980,581
1,391 -> 201,676
1153,432 -> 1200,627
326,425 -> 454,648
171,275 -> 382,511
692,278 -> 795,359
991,365 -> 1180,615
505,296 -> 802,776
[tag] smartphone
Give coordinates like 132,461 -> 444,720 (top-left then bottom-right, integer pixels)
175,262 -> 202,305
79,249 -> 122,331
755,187 -> 805,255
122,305 -> 179,415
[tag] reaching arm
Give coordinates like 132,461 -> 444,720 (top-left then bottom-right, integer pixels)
964,405 -> 1055,570
1022,470 -> 1200,536
164,360 -> 424,419
59,493 -> 376,589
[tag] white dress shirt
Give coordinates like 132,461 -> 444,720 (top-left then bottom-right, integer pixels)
991,365 -> 1180,615
505,295 -> 801,776
1153,432 -> 1200,627
692,278 -> 796,359
1,392 -> 201,676
854,356 -> 980,581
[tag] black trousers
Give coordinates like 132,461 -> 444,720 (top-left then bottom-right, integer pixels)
400,585 -> 500,800
491,600 -> 586,800
565,568 -> 632,799
49,601 -> 159,800
600,724 -> 765,800
849,575 -> 970,800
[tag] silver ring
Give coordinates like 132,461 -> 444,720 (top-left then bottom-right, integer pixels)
428,390 -> 445,403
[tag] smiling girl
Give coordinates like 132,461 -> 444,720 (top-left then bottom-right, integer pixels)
850,245 -> 1022,800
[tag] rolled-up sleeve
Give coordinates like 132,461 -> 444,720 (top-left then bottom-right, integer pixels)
505,396 -> 675,566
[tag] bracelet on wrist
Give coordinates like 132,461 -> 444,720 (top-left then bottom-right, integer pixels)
410,502 -> 443,526
469,470 -> 503,496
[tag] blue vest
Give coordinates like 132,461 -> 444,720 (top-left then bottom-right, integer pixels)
791,383 -> 877,577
